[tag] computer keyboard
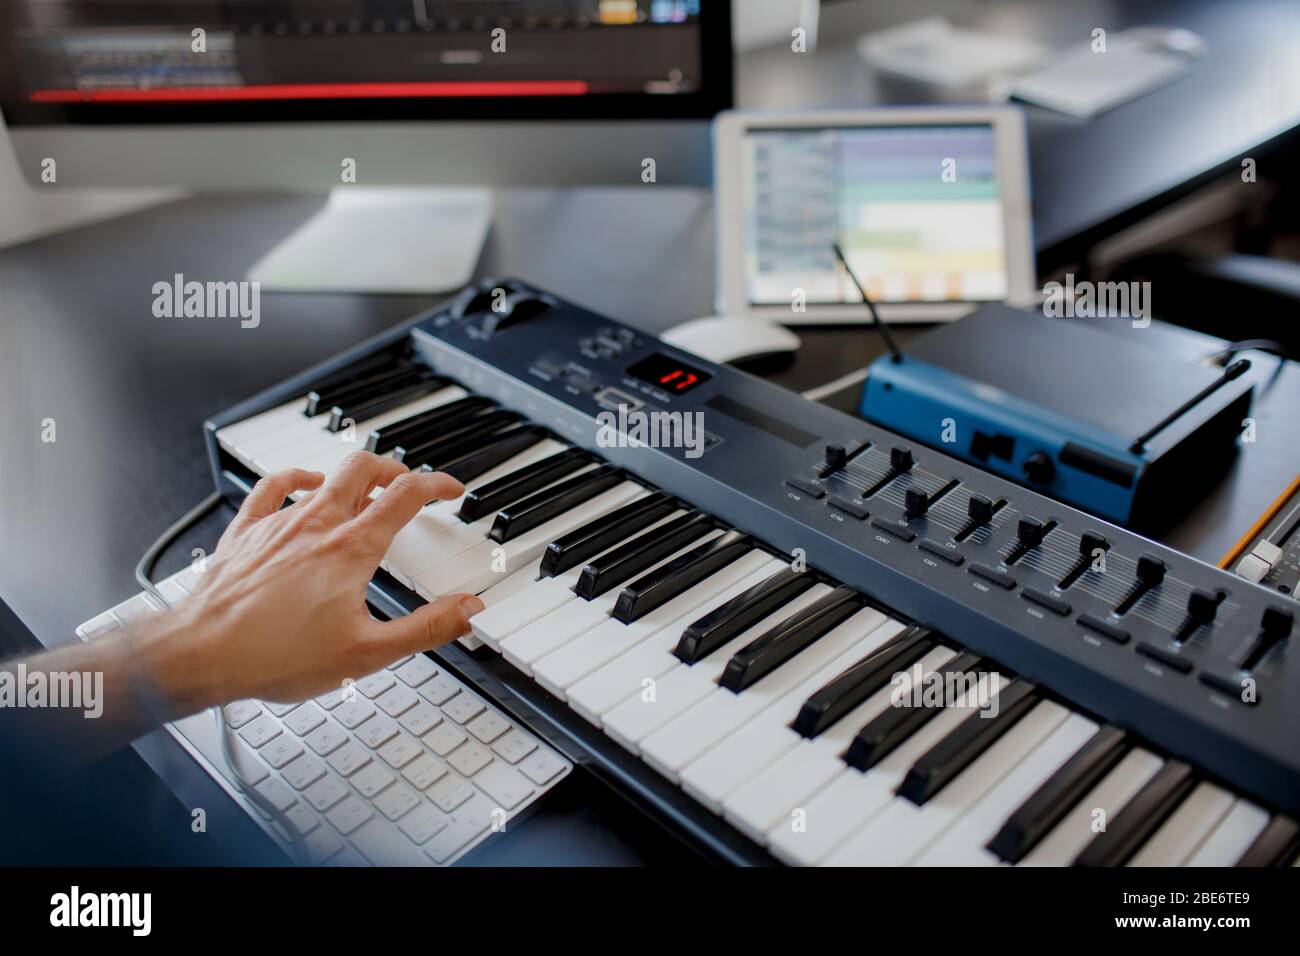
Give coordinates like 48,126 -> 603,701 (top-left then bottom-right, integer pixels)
75,565 -> 572,866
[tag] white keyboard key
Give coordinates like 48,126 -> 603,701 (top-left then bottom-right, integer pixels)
447,741 -> 494,777
518,748 -> 568,786
397,700 -> 443,737
824,701 -> 1070,866
253,777 -> 297,813
282,702 -> 327,736
398,803 -> 449,845
1021,748 -> 1164,865
466,711 -> 511,744
356,715 -> 400,749
471,575 -> 578,649
393,655 -> 439,688
443,693 -> 487,725
265,702 -> 301,718
303,775 -> 350,812
314,687 -> 348,710
374,783 -> 422,821
326,741 -> 373,777
473,762 -> 537,810
412,483 -> 644,598
425,722 -> 468,756
500,598 -> 611,673
350,762 -> 396,799
227,741 -> 270,786
913,713 -> 1099,866
428,775 -> 477,812
417,674 -> 462,706
284,804 -> 320,836
491,729 -> 539,764
1128,782 -> 1235,866
768,685 -> 1006,866
332,699 -> 375,729
641,610 -> 902,781
1184,799 -> 1271,867
532,549 -> 776,698
377,733 -> 424,769
356,671 -> 397,699
223,700 -> 262,729
326,796 -> 375,836
402,753 -> 450,791
261,735 -> 305,769
304,723 -> 348,756
424,793 -> 497,863
238,714 -> 282,749
376,684 -> 420,717
281,756 -> 327,791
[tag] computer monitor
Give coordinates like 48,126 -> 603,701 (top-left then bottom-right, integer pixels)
0,1 -> 732,289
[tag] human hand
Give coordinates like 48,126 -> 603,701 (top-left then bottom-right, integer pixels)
132,452 -> 483,713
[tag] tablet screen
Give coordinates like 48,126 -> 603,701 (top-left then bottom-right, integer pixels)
742,124 -> 1009,307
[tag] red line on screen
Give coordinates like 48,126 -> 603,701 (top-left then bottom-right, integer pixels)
31,80 -> 590,103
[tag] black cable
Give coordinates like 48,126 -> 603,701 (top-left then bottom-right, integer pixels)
134,489 -> 309,864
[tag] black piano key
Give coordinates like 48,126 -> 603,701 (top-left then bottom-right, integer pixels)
436,426 -> 548,485
457,448 -> 592,523
674,566 -> 817,665
719,586 -> 867,693
612,530 -> 754,624
539,492 -> 678,578
574,511 -> 716,600
791,624 -> 936,739
327,374 -> 445,432
1234,815 -> 1300,867
986,724 -> 1130,863
1074,760 -> 1196,867
396,409 -> 523,467
365,395 -> 496,453
843,651 -> 982,771
896,678 -> 1039,806
489,466 -> 625,543
303,355 -> 416,416
310,364 -> 430,419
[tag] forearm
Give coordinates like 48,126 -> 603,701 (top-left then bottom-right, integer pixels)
0,609 -> 223,776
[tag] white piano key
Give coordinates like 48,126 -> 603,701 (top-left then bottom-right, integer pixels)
1183,799 -> 1271,867
1020,747 -> 1164,866
499,531 -> 724,672
216,397 -> 308,448
563,559 -> 786,724
1127,782 -> 1235,866
235,412 -> 333,473
822,700 -> 1070,866
382,439 -> 569,578
532,549 -> 778,699
640,610 -> 903,782
291,387 -> 468,476
768,678 -> 998,867
599,585 -> 834,752
470,509 -> 690,650
912,712 -> 1099,866
412,482 -> 646,599
396,463 -> 608,582
682,645 -> 955,814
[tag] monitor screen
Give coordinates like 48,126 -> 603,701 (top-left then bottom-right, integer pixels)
742,124 -> 1010,307
0,1 -> 730,125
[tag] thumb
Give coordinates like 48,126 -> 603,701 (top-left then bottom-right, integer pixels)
371,593 -> 485,659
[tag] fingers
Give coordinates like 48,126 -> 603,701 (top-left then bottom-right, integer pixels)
319,451 -> 408,515
368,593 -> 484,660
229,468 -> 325,533
357,470 -> 465,545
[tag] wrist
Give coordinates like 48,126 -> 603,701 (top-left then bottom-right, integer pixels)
122,604 -> 233,718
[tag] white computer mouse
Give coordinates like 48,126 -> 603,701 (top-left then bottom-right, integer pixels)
659,315 -> 802,365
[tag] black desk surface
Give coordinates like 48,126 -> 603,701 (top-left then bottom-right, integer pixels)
4,0 -> 1300,864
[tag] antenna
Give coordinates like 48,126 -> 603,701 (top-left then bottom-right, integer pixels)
831,241 -> 903,363
1128,358 -> 1252,454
